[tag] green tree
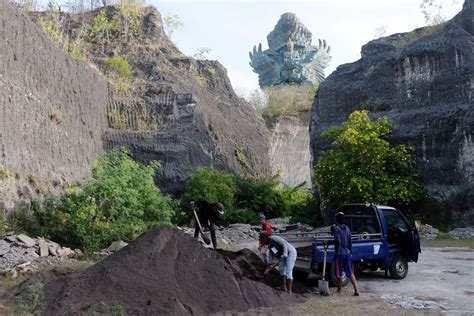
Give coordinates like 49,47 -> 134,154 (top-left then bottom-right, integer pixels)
183,167 -> 235,210
315,110 -> 426,208
192,47 -> 211,60
163,14 -> 183,39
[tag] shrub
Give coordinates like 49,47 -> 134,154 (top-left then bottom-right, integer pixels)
0,165 -> 12,180
183,167 -> 235,210
105,56 -> 133,79
181,167 -> 320,226
391,23 -> 446,50
262,83 -> 318,119
14,148 -> 175,251
234,176 -> 287,219
315,110 -> 426,208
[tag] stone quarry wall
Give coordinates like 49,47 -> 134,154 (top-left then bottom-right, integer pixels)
310,0 -> 474,224
0,0 -> 109,211
38,7 -> 271,194
266,112 -> 312,187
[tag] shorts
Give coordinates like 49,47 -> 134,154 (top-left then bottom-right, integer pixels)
279,247 -> 297,280
335,254 -> 353,278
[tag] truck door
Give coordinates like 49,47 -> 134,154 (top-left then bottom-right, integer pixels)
381,209 -> 420,262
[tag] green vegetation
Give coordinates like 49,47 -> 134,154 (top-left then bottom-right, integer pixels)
315,110 -> 426,208
193,47 -> 211,60
13,149 -> 174,251
0,165 -> 12,180
49,111 -> 63,124
262,83 -> 318,119
105,56 -> 133,79
421,236 -> 474,249
0,211 -> 10,235
182,167 -> 322,226
234,145 -> 250,173
391,23 -> 445,50
195,74 -> 208,87
15,281 -> 45,315
163,14 -> 183,39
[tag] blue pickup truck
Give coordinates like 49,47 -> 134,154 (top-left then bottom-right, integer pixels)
276,204 -> 421,286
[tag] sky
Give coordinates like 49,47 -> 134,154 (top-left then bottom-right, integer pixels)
149,0 -> 462,96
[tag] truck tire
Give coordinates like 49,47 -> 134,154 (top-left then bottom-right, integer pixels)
389,253 -> 408,279
329,262 -> 350,287
293,270 -> 309,281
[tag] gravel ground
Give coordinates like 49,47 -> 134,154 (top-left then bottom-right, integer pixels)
217,246 -> 474,315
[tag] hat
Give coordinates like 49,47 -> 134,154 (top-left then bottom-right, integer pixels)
336,212 -> 345,224
215,203 -> 225,215
258,212 -> 266,220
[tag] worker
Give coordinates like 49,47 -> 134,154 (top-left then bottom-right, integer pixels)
260,231 -> 297,294
258,213 -> 273,263
191,199 -> 224,249
331,212 -> 360,296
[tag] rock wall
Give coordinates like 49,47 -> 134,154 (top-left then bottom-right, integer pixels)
30,6 -> 271,194
310,0 -> 474,224
266,112 -> 312,187
0,0 -> 109,211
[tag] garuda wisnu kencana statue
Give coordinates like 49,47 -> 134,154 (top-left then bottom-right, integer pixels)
249,12 -> 331,88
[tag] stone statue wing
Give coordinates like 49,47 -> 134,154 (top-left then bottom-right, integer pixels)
249,43 -> 280,86
303,39 -> 332,82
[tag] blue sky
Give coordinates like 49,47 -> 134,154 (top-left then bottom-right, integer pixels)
149,0 -> 462,95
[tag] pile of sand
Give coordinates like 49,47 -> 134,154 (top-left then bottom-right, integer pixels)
42,226 -> 304,315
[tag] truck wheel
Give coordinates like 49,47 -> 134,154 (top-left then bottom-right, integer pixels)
329,263 -> 350,287
293,270 -> 309,281
389,254 -> 408,279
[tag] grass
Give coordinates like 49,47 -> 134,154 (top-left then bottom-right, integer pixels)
421,236 -> 474,249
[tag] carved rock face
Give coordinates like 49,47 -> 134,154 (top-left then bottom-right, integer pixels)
310,0 -> 474,224
249,12 -> 331,87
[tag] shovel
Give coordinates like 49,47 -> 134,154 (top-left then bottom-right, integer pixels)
193,209 -> 211,245
318,241 -> 330,296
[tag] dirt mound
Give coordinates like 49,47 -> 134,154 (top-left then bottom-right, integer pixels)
42,226 -> 301,315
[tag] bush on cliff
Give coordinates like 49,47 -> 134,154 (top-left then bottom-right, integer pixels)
315,110 -> 426,208
14,149 -> 175,251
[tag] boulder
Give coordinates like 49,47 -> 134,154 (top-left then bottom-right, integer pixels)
107,240 -> 128,253
0,239 -> 10,256
448,227 -> 474,240
38,238 -> 49,257
16,234 -> 36,247
418,224 -> 439,240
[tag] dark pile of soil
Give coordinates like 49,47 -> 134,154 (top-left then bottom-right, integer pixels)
42,226 -> 304,315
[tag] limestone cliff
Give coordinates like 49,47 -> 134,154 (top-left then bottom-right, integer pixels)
29,6 -> 271,194
310,0 -> 473,224
266,112 -> 312,187
0,0 -> 109,211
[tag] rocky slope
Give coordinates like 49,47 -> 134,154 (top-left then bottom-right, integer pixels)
0,0 -> 109,211
30,6 -> 271,194
310,0 -> 473,224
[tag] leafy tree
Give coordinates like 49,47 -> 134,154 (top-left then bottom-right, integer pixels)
315,110 -> 426,208
163,14 -> 183,39
14,148 -> 175,251
192,47 -> 211,60
234,176 -> 287,218
183,167 -> 236,210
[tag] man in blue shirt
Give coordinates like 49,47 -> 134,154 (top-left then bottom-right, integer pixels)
331,212 -> 360,296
